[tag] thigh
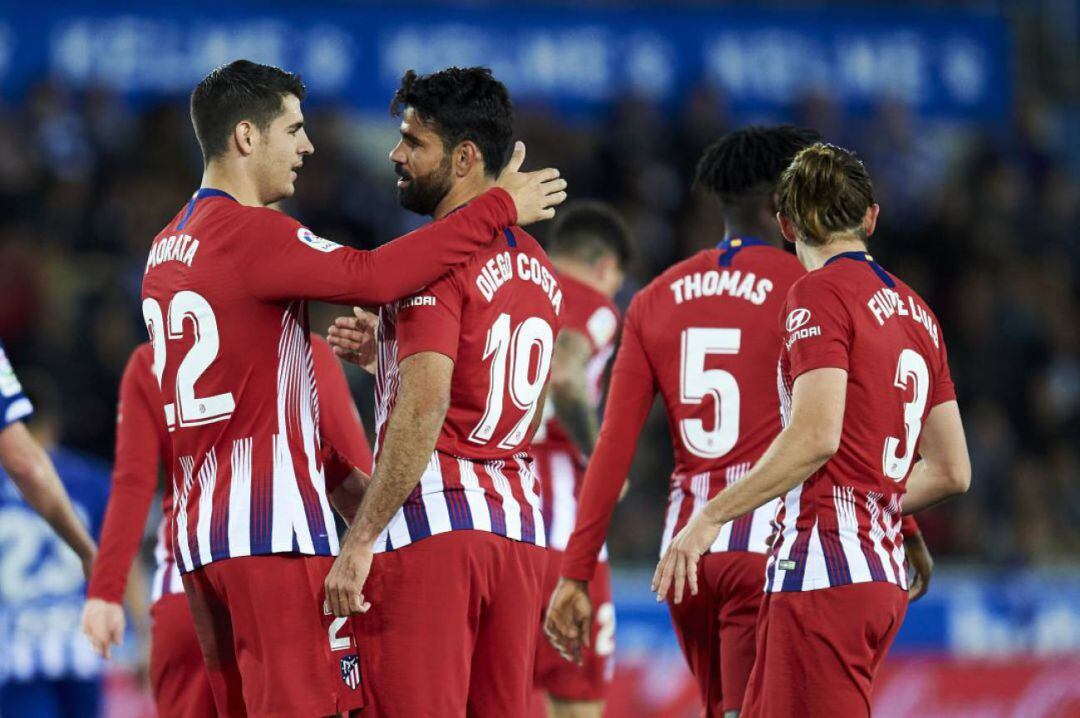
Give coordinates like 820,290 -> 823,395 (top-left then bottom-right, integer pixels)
182,567 -> 247,718
360,532 -> 482,718
715,552 -> 766,714
666,554 -> 723,716
468,540 -> 548,718
150,593 -> 218,718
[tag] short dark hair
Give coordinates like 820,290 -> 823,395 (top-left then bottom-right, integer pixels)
391,67 -> 513,178
190,59 -> 306,162
694,125 -> 822,204
549,201 -> 633,269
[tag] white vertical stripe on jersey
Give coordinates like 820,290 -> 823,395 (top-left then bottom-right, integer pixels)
297,328 -> 339,554
195,450 -> 217,567
748,500 -> 778,553
866,492 -> 897,585
175,456 -> 196,571
803,520 -> 830,591
385,505 -> 411,548
489,460 -> 522,540
516,456 -> 546,548
546,451 -> 577,551
885,494 -> 908,590
228,437 -> 252,557
458,457 -> 493,533
767,482 -> 803,593
712,515 -> 733,553
273,306 -> 314,554
834,485 -> 872,583
659,484 -> 684,556
420,454 -> 453,535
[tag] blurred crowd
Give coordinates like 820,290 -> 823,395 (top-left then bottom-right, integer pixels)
0,68 -> 1077,569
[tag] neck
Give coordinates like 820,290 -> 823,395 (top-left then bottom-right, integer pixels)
201,161 -> 264,207
432,172 -> 495,220
797,236 -> 868,271
721,204 -> 784,249
551,257 -> 606,295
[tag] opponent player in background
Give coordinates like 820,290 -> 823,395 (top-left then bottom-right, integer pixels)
0,377 -> 108,718
79,335 -> 372,718
654,143 -> 970,717
531,202 -> 630,718
546,126 -> 813,718
0,341 -> 96,578
142,59 -> 565,717
324,67 -> 563,717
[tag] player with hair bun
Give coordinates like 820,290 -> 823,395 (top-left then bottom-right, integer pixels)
655,143 -> 970,717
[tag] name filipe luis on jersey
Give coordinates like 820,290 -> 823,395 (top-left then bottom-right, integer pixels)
785,287 -> 940,350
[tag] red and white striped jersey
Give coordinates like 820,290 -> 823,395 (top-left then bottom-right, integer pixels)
141,187 -> 514,573
89,337 -> 374,603
374,227 -> 564,552
766,252 -> 955,593
562,239 -> 805,582
533,274 -> 620,554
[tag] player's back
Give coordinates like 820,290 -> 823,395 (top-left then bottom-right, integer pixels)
770,253 -> 954,593
141,191 -> 338,573
374,227 -> 563,551
628,238 -> 804,553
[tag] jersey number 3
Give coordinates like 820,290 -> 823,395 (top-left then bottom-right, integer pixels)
679,327 -> 741,459
143,292 -> 236,430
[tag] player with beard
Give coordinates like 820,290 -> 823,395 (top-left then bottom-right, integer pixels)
142,59 -> 565,718
325,67 -> 563,717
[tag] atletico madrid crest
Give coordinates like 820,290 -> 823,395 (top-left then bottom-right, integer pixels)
340,654 -> 361,690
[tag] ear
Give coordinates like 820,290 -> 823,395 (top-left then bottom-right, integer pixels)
233,120 -> 257,157
454,141 -> 483,178
864,204 -> 880,238
777,212 -> 800,244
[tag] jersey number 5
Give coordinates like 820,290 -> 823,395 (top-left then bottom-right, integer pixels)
143,292 -> 236,430
469,313 -> 554,450
679,328 -> 740,460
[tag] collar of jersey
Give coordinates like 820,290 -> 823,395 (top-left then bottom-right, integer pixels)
716,236 -> 767,267
177,188 -> 237,231
824,250 -> 895,288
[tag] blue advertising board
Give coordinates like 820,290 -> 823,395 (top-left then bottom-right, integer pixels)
0,3 -> 1009,122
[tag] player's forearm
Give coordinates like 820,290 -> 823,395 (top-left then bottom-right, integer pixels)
348,189 -> 516,306
701,425 -> 833,527
902,460 -> 961,514
344,392 -> 448,549
0,426 -> 96,562
329,468 -> 371,525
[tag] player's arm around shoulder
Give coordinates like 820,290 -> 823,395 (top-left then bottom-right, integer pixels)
324,351 -> 454,617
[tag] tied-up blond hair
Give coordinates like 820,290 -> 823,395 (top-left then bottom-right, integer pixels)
777,142 -> 875,246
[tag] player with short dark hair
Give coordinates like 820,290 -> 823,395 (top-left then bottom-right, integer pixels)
324,66 -> 566,716
531,202 -> 630,718
143,59 -> 565,717
655,142 -> 970,718
546,126 -> 815,718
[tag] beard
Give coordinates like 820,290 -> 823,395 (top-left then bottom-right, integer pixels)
396,156 -> 453,216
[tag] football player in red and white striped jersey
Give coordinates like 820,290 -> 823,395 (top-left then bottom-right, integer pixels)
81,336 -> 372,718
546,126 -> 815,718
531,203 -> 630,718
324,67 -> 566,717
655,143 -> 970,717
142,60 -> 565,717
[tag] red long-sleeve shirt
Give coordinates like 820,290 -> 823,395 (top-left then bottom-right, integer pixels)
87,335 -> 373,604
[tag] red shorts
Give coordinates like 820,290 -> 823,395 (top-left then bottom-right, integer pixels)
149,593 -> 216,718
182,554 -> 364,718
533,552 -> 615,702
358,531 -> 547,717
742,581 -> 908,718
665,551 -> 765,716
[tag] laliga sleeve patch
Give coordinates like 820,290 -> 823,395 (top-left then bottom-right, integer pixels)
586,307 -> 618,348
296,227 -> 343,253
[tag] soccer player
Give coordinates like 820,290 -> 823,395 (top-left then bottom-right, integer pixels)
0,377 -> 109,718
323,67 -> 563,717
0,341 -> 96,577
545,126 -> 814,718
531,202 -> 630,718
654,143 -> 970,717
80,335 -> 371,718
142,59 -> 564,717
